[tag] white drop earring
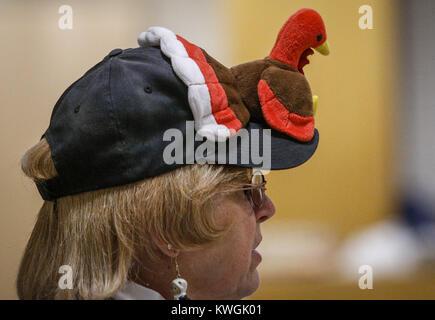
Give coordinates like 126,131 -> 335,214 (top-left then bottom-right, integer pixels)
167,244 -> 190,300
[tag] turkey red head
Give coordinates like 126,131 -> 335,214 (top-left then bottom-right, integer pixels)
269,8 -> 329,74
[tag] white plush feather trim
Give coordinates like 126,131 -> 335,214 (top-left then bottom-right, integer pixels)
138,27 -> 231,141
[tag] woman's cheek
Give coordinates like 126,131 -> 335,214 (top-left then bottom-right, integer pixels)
241,223 -> 258,270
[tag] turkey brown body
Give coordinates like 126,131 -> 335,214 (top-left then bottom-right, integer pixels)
231,57 -> 313,124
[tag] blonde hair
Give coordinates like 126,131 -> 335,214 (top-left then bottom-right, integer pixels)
17,138 -> 249,299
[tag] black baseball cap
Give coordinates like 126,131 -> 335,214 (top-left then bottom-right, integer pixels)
36,45 -> 319,201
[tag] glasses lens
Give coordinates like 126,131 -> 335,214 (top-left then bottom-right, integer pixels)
251,171 -> 265,207
251,188 -> 264,207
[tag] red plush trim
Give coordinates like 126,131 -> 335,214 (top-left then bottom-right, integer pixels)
176,35 -> 242,134
258,79 -> 314,142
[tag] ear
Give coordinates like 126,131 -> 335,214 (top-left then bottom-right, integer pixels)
152,236 -> 180,258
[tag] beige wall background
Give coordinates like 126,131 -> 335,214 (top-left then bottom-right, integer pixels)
1,0 -> 400,299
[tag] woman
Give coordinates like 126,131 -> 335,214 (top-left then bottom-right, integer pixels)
18,139 -> 273,299
17,25 -> 319,299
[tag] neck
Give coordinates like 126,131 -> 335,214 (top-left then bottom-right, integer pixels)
130,255 -> 175,300
269,42 -> 304,70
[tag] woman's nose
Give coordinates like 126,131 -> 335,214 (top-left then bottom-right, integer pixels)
255,194 -> 276,223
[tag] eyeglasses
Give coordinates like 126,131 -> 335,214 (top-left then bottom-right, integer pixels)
238,171 -> 267,209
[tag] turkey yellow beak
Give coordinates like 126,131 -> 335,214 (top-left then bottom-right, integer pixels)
314,40 -> 330,56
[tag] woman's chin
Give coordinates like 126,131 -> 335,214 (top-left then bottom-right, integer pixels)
239,268 -> 261,299
251,269 -> 261,291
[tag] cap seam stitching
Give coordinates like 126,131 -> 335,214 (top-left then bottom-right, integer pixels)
107,58 -> 128,170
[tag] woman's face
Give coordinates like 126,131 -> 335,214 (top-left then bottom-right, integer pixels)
180,188 -> 276,300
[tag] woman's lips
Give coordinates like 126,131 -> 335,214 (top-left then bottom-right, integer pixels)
252,235 -> 262,263
253,236 -> 262,250
252,249 -> 262,262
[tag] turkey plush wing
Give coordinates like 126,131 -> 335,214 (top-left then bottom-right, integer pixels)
257,66 -> 315,142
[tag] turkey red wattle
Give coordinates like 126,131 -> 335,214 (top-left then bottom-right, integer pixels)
298,48 -> 314,74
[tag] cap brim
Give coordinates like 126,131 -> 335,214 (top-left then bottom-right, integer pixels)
228,121 -> 319,170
